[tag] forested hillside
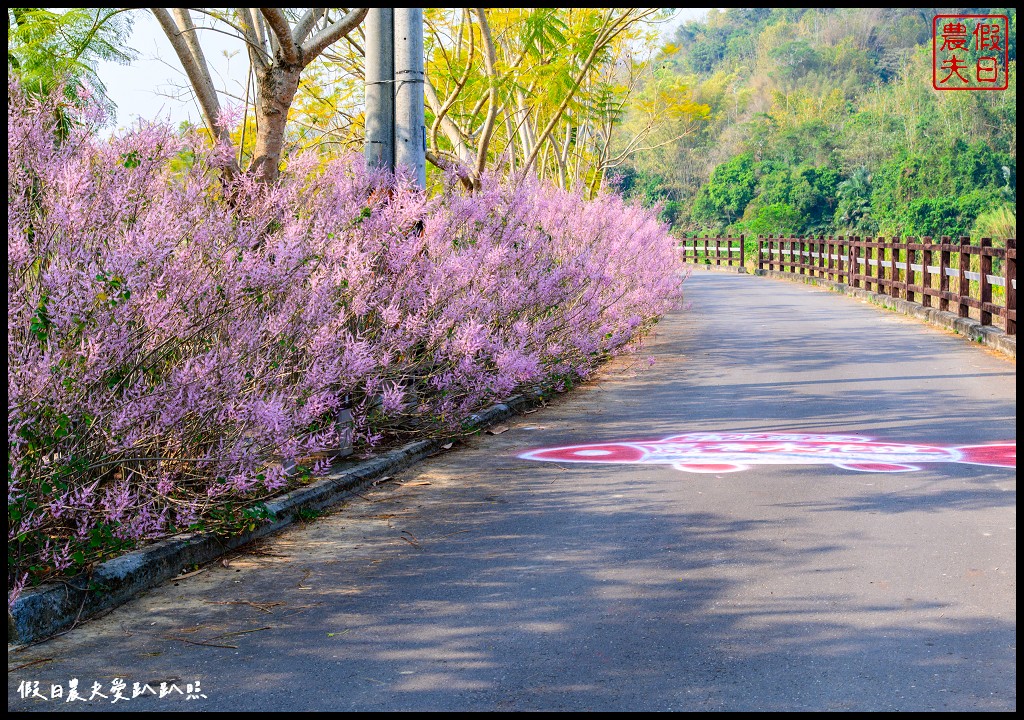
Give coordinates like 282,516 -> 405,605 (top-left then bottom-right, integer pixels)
617,8 -> 1017,240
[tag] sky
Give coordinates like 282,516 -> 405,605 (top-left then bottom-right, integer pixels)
96,11 -> 249,131
96,8 -> 713,130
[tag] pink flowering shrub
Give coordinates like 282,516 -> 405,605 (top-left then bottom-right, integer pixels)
7,82 -> 684,599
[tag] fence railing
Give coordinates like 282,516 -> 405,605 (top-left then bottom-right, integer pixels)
679,235 -> 745,267
754,235 -> 1016,335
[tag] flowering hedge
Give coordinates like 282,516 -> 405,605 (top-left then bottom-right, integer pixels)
7,82 -> 685,601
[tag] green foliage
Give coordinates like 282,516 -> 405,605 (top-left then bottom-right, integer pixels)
736,202 -> 802,237
894,189 -> 1004,238
621,7 -> 1016,242
869,140 -> 1014,235
7,8 -> 136,116
297,507 -> 322,522
691,152 -> 756,224
769,39 -> 821,83
971,205 -> 1016,241
834,167 -> 876,233
687,153 -> 841,235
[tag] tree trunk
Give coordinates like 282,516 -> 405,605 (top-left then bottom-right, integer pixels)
154,8 -> 368,186
249,63 -> 302,184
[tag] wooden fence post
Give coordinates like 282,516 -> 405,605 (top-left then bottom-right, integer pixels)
979,237 -> 993,326
898,237 -> 906,298
921,236 -> 932,308
740,234 -> 745,268
879,236 -> 887,295
891,236 -> 899,298
868,237 -> 875,290
889,236 -> 900,299
874,237 -> 883,293
823,236 -> 831,282
849,236 -> 857,287
939,235 -> 950,311
1006,238 -> 1016,335
901,237 -> 909,302
957,236 -> 970,318
907,236 -> 916,301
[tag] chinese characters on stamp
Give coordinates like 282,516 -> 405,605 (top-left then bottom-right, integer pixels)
16,678 -> 207,703
933,14 -> 1009,90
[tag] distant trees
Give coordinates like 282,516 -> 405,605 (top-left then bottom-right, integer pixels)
618,7 -> 1017,239
834,167 -> 874,232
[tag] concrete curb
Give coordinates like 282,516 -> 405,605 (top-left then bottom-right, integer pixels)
683,263 -> 747,274
754,269 -> 1016,359
8,392 -> 541,646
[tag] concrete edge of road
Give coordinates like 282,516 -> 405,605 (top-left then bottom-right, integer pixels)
751,269 -> 1016,359
682,262 -> 747,274
7,391 -> 545,648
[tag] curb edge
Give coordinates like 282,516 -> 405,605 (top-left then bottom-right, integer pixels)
8,393 -> 538,646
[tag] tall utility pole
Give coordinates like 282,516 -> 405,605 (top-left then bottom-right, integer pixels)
393,8 -> 426,189
364,8 -> 394,171
364,8 -> 425,190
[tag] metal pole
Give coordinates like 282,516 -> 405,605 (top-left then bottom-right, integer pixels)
393,8 -> 426,189
364,8 -> 394,172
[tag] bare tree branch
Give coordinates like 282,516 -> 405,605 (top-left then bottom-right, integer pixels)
149,13 -> 213,131
473,8 -> 499,184
234,7 -> 269,68
170,9 -> 218,107
259,8 -> 299,64
425,78 -> 475,166
292,7 -> 324,45
151,8 -> 240,177
426,149 -> 474,190
300,8 -> 368,65
248,8 -> 269,54
427,11 -> 474,154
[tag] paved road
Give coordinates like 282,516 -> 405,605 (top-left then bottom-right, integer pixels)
8,271 -> 1016,711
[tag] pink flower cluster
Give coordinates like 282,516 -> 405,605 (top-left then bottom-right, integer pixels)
7,82 -> 685,600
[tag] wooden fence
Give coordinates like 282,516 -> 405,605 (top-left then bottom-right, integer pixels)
679,235 -> 745,268
754,235 -> 1016,335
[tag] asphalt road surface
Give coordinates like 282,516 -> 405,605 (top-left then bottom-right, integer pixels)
8,271 -> 1016,712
